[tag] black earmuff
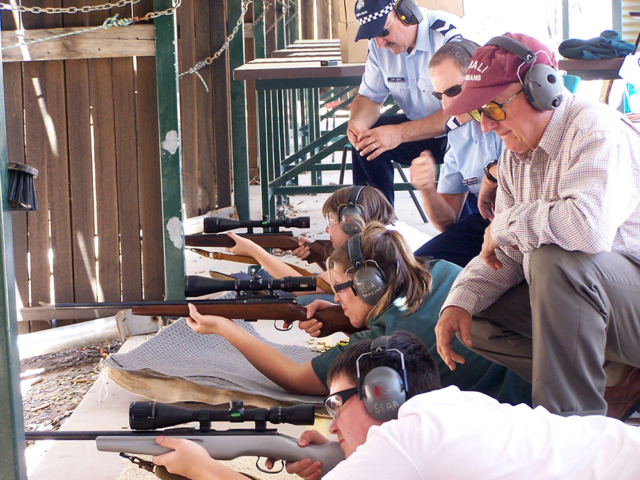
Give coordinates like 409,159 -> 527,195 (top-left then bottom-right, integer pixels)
393,0 -> 422,26
487,36 -> 564,111
357,336 -> 408,421
339,186 -> 365,236
347,233 -> 387,306
447,36 -> 479,57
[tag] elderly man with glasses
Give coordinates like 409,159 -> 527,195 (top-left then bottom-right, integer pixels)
435,33 -> 640,422
407,40 -> 503,267
347,0 -> 462,205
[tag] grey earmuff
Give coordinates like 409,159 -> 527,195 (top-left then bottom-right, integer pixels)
347,233 -> 387,306
339,186 -> 365,236
394,0 -> 422,26
487,36 -> 564,111
357,336 -> 408,421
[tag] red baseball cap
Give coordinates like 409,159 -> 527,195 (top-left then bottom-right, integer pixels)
445,33 -> 557,116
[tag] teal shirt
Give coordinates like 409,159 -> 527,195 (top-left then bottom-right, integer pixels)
311,259 -> 532,406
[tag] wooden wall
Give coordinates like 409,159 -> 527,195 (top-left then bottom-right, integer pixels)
2,0 -> 333,332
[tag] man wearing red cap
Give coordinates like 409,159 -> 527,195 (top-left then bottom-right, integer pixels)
434,33 -> 640,421
348,0 -> 461,205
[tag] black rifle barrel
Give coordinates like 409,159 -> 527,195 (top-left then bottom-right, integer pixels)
185,275 -> 316,297
203,216 -> 310,233
129,402 -> 315,430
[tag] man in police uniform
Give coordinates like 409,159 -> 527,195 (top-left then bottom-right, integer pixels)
348,0 -> 461,205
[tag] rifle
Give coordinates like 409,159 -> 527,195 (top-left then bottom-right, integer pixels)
57,275 -> 361,337
189,248 -> 333,293
136,275 -> 360,338
25,400 -> 345,480
184,216 -> 331,265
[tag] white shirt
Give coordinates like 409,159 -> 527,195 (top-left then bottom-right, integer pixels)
325,386 -> 640,479
386,220 -> 432,252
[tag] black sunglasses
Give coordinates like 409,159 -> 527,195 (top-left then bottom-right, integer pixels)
377,14 -> 396,38
324,387 -> 359,419
432,84 -> 463,101
333,279 -> 356,295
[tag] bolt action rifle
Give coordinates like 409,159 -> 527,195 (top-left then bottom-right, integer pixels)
184,216 -> 331,266
25,400 -> 345,480
57,275 -> 361,338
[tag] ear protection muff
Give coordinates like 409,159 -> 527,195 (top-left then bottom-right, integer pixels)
357,336 -> 408,421
486,36 -> 564,111
393,0 -> 422,26
446,36 -> 479,58
339,186 -> 365,236
347,233 -> 387,305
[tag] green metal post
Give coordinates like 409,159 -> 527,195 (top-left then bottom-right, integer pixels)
562,0 -> 570,41
228,0 -> 250,220
612,0 -> 621,39
0,17 -> 27,480
276,0 -> 286,49
154,0 -> 185,300
287,0 -> 297,44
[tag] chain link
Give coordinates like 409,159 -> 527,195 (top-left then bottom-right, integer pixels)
0,0 -> 140,15
179,0 -> 253,77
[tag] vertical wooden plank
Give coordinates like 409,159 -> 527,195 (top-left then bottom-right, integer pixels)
301,0 -> 315,39
177,0 -> 199,217
89,2 -> 121,302
25,1 -> 75,326
63,0 -> 97,307
316,0 -> 330,40
331,0 -> 341,39
21,4 -> 60,331
89,58 -> 121,302
211,0 -> 232,208
3,61 -> 29,334
194,0 -> 215,212
112,57 -> 143,301
135,0 -> 165,300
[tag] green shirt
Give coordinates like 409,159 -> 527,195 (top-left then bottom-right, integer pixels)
311,259 -> 532,406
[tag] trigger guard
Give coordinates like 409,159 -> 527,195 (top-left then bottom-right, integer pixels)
274,320 -> 294,332
255,457 -> 285,474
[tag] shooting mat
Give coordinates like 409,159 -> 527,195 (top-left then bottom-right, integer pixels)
103,317 -> 325,407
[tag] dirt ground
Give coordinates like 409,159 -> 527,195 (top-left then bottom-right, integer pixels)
21,340 -> 123,436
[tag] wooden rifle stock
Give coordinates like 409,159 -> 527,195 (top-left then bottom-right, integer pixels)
184,233 -> 331,265
131,301 -> 360,338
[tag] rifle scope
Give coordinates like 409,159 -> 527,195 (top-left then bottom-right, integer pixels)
130,400 -> 315,430
203,216 -> 310,234
185,275 -> 316,297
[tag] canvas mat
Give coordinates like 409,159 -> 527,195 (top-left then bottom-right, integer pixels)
104,316 -> 325,407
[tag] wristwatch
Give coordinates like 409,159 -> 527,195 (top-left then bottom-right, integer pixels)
484,160 -> 499,183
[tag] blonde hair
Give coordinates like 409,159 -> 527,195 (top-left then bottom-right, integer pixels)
327,222 -> 432,321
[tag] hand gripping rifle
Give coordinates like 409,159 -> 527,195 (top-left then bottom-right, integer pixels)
127,274 -> 361,337
184,216 -> 331,265
25,400 -> 345,479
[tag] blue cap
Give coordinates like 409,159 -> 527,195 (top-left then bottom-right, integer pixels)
354,0 -> 396,42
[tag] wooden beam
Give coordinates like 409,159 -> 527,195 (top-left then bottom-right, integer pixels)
1,24 -> 155,62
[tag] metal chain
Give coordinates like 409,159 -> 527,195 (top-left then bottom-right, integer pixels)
179,0 -> 253,77
0,0 -> 140,15
0,0 -> 181,23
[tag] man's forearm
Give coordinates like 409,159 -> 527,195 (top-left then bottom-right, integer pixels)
419,188 -> 459,232
349,94 -> 383,130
